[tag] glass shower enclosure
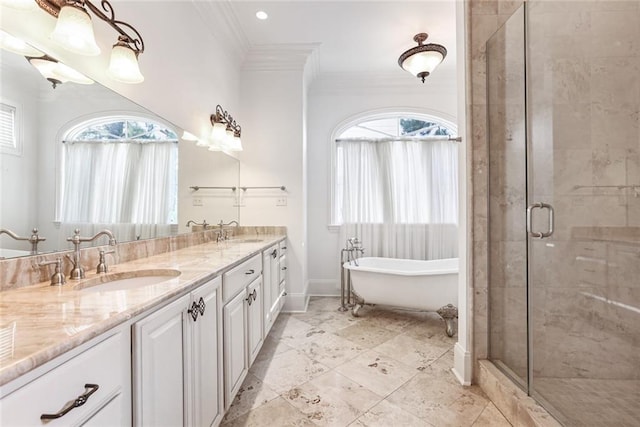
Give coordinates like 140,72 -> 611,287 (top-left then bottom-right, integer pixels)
487,2 -> 640,426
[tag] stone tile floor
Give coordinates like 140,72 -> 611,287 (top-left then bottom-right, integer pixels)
221,297 -> 512,426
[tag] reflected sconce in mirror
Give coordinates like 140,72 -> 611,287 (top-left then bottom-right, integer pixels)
34,0 -> 145,84
27,55 -> 94,88
398,33 -> 447,83
208,105 -> 243,152
0,29 -> 93,88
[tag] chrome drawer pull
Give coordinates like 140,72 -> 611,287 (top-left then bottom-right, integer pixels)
41,383 -> 99,420
245,269 -> 255,275
281,266 -> 287,271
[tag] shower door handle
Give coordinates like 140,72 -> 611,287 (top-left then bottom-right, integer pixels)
526,202 -> 554,239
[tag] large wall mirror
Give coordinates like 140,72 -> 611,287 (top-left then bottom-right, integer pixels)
0,42 -> 239,259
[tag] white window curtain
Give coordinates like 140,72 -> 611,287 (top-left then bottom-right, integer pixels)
58,140 -> 177,244
336,139 -> 458,260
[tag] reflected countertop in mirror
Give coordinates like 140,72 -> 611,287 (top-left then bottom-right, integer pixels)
0,38 -> 240,259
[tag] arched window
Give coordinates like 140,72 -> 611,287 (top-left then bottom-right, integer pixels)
57,115 -> 178,234
332,112 -> 458,259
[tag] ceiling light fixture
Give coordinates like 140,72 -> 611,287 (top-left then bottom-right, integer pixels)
398,33 -> 446,83
36,0 -> 145,84
256,10 -> 268,20
27,54 -> 94,88
209,105 -> 242,152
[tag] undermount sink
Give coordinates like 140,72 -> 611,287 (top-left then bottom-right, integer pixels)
75,269 -> 181,293
233,238 -> 263,243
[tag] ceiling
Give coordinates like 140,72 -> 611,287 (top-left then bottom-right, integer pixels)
208,1 -> 457,80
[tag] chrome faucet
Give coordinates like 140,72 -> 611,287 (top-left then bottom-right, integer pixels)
186,219 -> 209,229
0,227 -> 46,254
216,220 -> 239,241
66,229 -> 117,280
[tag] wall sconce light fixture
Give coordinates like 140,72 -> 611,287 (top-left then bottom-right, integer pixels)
398,33 -> 447,83
34,0 -> 145,84
209,105 -> 243,152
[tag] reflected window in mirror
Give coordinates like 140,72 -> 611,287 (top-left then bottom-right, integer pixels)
56,115 -> 178,242
0,101 -> 21,156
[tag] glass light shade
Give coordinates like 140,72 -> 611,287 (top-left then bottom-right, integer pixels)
225,128 -> 235,147
181,131 -> 198,141
230,135 -> 243,151
29,57 -> 66,81
207,142 -> 223,151
210,122 -> 226,142
54,62 -> 93,85
107,44 -> 144,84
0,30 -> 44,57
400,49 -> 444,76
0,0 -> 37,9
196,138 -> 210,147
50,5 -> 101,56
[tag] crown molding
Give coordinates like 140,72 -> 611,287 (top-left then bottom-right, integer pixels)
243,43 -> 321,73
191,0 -> 250,65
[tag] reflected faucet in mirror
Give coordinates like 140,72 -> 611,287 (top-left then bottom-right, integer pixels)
65,229 -> 117,280
0,228 -> 46,254
217,220 -> 239,242
186,219 -> 209,229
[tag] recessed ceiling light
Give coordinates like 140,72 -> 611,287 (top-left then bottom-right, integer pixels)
256,10 -> 268,20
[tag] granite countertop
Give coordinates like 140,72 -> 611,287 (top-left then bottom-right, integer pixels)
0,235 -> 285,387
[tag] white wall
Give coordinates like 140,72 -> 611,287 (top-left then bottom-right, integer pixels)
238,68 -> 308,311
306,74 -> 458,295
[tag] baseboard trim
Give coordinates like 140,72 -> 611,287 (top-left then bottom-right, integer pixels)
452,342 -> 472,385
282,292 -> 309,313
307,279 -> 340,296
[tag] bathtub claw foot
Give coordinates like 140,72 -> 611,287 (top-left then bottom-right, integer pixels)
352,303 -> 362,317
437,304 -> 458,337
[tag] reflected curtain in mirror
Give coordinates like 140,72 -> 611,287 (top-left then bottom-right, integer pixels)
57,116 -> 178,245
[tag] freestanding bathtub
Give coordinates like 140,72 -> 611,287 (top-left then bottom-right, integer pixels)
343,257 -> 459,336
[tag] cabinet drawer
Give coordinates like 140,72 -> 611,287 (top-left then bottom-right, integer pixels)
279,240 -> 287,256
223,254 -> 262,302
1,331 -> 128,426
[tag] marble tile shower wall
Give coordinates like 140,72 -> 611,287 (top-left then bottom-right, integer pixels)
0,226 -> 286,291
472,0 -> 640,381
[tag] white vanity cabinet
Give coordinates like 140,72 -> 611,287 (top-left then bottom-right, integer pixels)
262,245 -> 279,335
278,240 -> 288,312
0,328 -> 131,426
133,276 -> 223,427
222,254 -> 263,409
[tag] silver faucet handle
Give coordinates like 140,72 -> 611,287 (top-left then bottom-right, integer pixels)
29,228 -> 46,243
96,249 -> 115,274
38,258 -> 66,286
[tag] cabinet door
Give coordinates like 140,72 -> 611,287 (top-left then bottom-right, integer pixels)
223,290 -> 247,409
262,249 -> 273,335
134,294 -> 189,426
188,277 -> 223,427
247,276 -> 263,365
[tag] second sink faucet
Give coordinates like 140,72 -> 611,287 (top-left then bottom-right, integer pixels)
66,229 -> 117,280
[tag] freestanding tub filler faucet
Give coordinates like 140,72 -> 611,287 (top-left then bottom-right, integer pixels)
66,229 -> 117,280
